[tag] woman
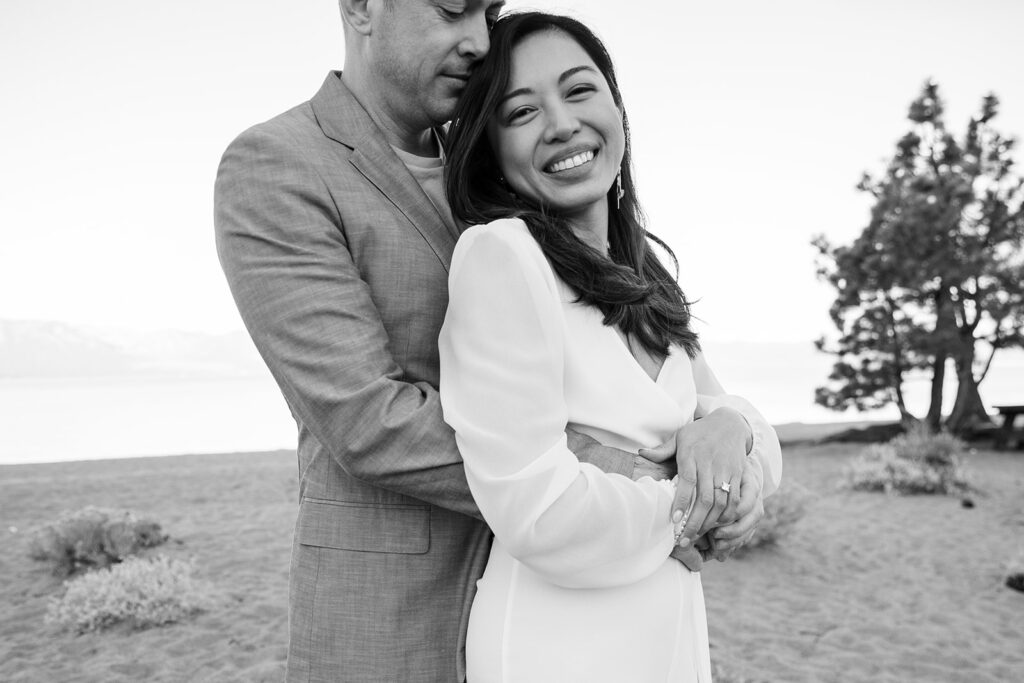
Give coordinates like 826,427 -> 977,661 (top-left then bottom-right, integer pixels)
439,12 -> 781,682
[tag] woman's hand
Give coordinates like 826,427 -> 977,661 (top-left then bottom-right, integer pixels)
707,457 -> 765,560
641,407 -> 752,550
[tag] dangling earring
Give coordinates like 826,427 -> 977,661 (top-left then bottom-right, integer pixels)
499,175 -> 517,200
615,170 -> 624,210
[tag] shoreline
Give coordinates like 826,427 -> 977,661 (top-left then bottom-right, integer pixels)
0,420 -> 893,468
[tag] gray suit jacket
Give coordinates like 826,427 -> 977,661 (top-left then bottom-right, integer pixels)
215,72 -> 635,683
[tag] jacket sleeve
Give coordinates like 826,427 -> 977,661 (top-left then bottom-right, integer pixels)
439,221 -> 678,588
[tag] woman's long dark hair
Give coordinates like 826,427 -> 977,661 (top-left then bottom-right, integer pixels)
445,11 -> 699,358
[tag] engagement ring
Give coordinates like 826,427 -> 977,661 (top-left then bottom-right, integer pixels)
718,482 -> 732,494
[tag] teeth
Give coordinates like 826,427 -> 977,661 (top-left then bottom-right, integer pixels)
547,150 -> 595,173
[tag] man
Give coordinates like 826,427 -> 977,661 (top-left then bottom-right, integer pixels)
215,1 -> 781,681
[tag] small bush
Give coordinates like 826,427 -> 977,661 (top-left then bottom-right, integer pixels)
46,555 -> 213,633
734,481 -> 809,555
845,424 -> 970,494
888,425 -> 964,468
29,507 -> 168,575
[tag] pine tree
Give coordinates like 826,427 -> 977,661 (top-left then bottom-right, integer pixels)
814,82 -> 1024,433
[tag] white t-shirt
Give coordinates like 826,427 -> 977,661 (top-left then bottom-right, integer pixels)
391,139 -> 458,236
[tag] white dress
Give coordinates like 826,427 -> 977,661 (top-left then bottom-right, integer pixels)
439,219 -> 781,683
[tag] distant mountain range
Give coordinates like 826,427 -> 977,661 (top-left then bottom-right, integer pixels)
4,320 -> 1021,420
0,320 -> 268,379
2,319 -> 829,381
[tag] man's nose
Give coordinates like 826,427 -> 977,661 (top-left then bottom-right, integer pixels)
457,14 -> 490,60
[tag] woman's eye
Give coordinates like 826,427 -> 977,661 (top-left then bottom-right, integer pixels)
567,84 -> 595,98
507,107 -> 534,124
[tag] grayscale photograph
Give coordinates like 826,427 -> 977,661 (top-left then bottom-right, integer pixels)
2,1 -> 1022,681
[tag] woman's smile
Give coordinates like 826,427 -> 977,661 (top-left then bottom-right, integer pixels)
545,148 -> 597,174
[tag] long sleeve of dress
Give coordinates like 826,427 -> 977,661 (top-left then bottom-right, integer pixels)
439,220 -> 678,589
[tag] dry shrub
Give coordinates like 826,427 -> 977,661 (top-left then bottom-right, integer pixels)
845,424 -> 970,494
45,555 -> 214,633
734,481 -> 810,555
29,507 -> 168,575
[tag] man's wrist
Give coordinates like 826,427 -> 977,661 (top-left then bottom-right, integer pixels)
566,428 -> 635,478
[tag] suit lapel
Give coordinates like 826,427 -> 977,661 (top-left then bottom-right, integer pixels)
311,72 -> 457,271
349,145 -> 457,270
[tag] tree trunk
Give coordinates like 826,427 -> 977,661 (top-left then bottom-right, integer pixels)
925,353 -> 946,431
927,285 -> 955,432
945,341 -> 992,434
891,374 -> 921,429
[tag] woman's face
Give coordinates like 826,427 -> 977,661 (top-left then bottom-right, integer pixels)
487,29 -> 625,222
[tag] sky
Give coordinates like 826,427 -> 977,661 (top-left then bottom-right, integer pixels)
2,0 -> 1023,344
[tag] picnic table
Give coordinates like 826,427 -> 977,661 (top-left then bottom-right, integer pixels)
993,405 -> 1024,449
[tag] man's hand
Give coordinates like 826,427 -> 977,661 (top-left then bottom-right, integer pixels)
669,544 -> 704,572
641,407 -> 752,550
633,454 -> 677,481
564,428 -> 677,481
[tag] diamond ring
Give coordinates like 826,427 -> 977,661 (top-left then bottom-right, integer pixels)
719,482 -> 732,494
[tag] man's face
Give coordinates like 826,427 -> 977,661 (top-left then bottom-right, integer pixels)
369,0 -> 505,130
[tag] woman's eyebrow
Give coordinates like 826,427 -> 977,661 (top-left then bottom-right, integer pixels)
497,87 -> 532,107
558,65 -> 596,84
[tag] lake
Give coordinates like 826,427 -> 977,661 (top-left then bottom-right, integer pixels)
0,375 -> 295,465
2,344 -> 1022,465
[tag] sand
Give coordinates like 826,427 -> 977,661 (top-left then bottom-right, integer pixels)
703,443 -> 1024,683
1,442 -> 1022,682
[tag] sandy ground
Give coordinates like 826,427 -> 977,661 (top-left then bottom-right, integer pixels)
703,443 -> 1024,683
1,440 -> 1022,682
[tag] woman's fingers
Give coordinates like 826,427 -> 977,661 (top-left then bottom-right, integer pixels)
668,410 -> 761,547
718,472 -> 743,527
731,460 -> 761,520
711,492 -> 764,560
706,457 -> 763,541
679,456 -> 716,546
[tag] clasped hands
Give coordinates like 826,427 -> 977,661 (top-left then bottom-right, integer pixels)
638,407 -> 765,569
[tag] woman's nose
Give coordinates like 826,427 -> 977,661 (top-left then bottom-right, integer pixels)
543,105 -> 581,143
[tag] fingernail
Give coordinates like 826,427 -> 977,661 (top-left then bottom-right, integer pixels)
672,509 -> 683,523
677,537 -> 691,549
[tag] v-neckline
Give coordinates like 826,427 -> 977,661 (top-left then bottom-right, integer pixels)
612,327 -> 670,385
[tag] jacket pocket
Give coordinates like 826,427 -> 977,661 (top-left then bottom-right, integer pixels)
296,498 -> 430,554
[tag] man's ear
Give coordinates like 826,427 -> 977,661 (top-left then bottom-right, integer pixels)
339,0 -> 373,36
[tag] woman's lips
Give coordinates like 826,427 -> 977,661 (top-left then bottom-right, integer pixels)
545,149 -> 597,174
